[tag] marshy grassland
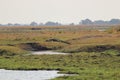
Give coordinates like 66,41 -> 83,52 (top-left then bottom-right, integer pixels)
0,25 -> 120,80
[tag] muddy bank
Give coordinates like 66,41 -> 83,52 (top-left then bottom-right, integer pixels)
80,45 -> 120,52
62,44 -> 120,53
16,42 -> 51,51
15,42 -> 120,53
46,38 -> 70,44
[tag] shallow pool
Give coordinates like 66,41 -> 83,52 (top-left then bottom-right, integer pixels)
0,69 -> 65,80
31,51 -> 69,55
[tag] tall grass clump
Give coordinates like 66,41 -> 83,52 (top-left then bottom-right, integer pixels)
0,46 -> 28,56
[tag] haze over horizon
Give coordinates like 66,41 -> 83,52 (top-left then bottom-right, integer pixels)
0,0 -> 120,24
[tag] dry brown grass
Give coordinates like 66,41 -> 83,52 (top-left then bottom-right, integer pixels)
0,25 -> 120,52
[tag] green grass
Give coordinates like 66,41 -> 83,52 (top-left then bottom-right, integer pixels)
0,26 -> 120,80
0,53 -> 119,80
102,49 -> 120,55
0,46 -> 28,56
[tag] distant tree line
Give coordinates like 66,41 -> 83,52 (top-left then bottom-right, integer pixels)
1,19 -> 120,26
30,21 -> 61,26
0,21 -> 62,26
80,19 -> 120,25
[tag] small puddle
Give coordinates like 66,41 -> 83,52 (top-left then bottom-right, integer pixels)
0,69 -> 65,80
31,51 -> 69,55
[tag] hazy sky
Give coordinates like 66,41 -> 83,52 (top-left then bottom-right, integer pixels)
0,0 -> 120,24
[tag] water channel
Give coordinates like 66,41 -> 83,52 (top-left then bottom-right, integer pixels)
0,69 -> 65,80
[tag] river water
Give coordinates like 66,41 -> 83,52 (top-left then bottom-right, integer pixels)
0,51 -> 70,80
31,51 -> 69,55
0,69 -> 65,80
